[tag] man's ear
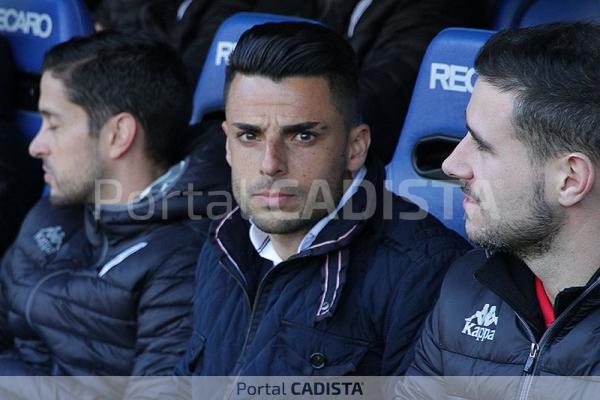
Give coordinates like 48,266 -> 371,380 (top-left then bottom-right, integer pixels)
105,113 -> 138,160
222,120 -> 232,167
555,152 -> 595,207
346,123 -> 371,172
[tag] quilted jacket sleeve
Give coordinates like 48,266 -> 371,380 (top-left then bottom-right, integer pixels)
383,234 -> 460,400
377,217 -> 469,376
381,246 -> 463,375
129,243 -> 198,376
390,301 -> 447,399
406,301 -> 444,376
120,237 -> 203,399
0,198 -> 80,367
174,240 -> 213,377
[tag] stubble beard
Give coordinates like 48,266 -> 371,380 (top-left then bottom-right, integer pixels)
232,174 -> 346,235
49,156 -> 104,208
468,179 -> 564,260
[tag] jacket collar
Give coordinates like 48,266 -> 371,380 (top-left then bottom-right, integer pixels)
474,252 -> 544,338
248,166 -> 368,265
475,252 -> 600,339
212,160 -> 388,323
212,161 -> 389,264
85,139 -> 230,246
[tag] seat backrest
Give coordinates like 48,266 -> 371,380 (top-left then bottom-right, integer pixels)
494,0 -> 600,29
492,0 -> 533,29
0,0 -> 94,140
190,12 -> 316,124
519,0 -> 600,26
385,28 -> 494,238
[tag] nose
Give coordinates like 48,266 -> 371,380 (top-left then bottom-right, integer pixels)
28,122 -> 50,160
260,137 -> 287,178
442,135 -> 473,181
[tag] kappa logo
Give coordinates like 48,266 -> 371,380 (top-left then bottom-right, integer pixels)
34,226 -> 65,255
462,303 -> 498,342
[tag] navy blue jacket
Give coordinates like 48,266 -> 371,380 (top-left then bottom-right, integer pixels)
402,250 -> 600,398
177,164 -> 469,376
0,143 -> 229,376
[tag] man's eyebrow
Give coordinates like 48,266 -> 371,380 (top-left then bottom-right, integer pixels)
231,123 -> 261,133
231,121 -> 327,135
280,121 -> 324,134
465,117 -> 494,153
39,109 -> 61,120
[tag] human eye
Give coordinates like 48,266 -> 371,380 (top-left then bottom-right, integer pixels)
43,117 -> 59,132
238,131 -> 258,142
469,133 -> 491,153
293,131 -> 317,144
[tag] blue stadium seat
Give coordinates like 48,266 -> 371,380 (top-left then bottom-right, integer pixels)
0,0 -> 93,141
493,0 -> 532,29
494,0 -> 600,29
190,12 -> 316,124
385,28 -> 494,238
519,0 -> 600,26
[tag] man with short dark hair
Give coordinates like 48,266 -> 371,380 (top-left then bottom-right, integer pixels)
252,0 -> 491,164
177,21 -> 468,376
0,31 -> 229,376
404,22 -> 600,391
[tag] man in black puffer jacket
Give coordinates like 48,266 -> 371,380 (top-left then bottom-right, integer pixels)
0,31 -> 229,380
252,0 -> 491,164
397,23 -> 600,399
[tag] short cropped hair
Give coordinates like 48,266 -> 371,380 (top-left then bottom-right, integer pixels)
43,31 -> 192,166
224,22 -> 359,129
475,22 -> 600,165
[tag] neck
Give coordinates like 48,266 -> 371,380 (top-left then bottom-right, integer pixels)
96,161 -> 166,205
266,168 -> 361,260
525,221 -> 600,304
270,229 -> 311,261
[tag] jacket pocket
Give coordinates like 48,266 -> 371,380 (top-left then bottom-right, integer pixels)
266,320 -> 370,376
183,332 -> 206,374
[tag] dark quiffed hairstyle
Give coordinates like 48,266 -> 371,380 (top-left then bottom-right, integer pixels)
475,22 -> 600,164
224,22 -> 359,129
43,31 -> 192,166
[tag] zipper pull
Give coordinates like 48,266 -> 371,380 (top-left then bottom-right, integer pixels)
523,343 -> 539,373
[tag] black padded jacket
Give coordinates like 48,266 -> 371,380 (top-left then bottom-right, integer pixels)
0,140 -> 229,376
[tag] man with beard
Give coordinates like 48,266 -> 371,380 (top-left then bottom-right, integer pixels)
0,31 -> 229,383
176,22 -> 468,376
402,22 -> 600,392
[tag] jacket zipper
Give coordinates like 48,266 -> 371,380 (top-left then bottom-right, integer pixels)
232,252 -> 317,372
217,261 -> 251,309
516,277 -> 600,400
217,247 -> 320,374
92,228 -> 109,270
233,263 -> 280,374
515,313 -> 537,400
523,342 -> 538,373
